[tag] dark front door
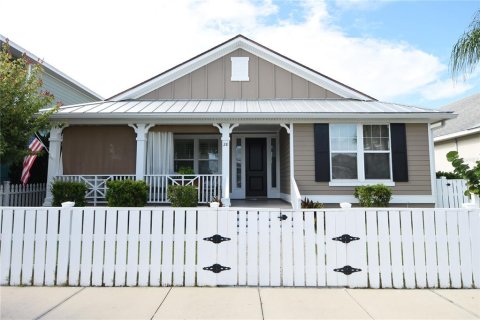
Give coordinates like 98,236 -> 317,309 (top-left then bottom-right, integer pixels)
246,138 -> 267,197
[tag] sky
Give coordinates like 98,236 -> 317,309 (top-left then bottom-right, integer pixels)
0,0 -> 479,108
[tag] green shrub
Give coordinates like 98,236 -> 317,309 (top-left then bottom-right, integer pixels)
177,167 -> 195,175
51,180 -> 87,206
168,185 -> 198,207
301,197 -> 324,209
436,171 -> 463,179
106,179 -> 148,207
446,151 -> 480,197
354,184 -> 392,207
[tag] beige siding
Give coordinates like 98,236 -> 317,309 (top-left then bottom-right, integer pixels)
280,127 -> 290,194
294,123 -> 432,199
139,49 -> 341,100
435,132 -> 480,172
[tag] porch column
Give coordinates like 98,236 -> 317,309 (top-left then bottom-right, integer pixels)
281,123 -> 299,209
129,123 -> 154,180
43,126 -> 65,206
214,123 -> 239,207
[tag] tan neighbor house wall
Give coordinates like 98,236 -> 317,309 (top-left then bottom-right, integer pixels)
294,123 -> 432,199
434,132 -> 480,172
139,49 -> 342,100
62,126 -> 136,175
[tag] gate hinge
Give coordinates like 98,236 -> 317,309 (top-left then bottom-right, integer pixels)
203,264 -> 231,273
332,234 -> 359,244
203,234 -> 231,244
334,265 -> 362,275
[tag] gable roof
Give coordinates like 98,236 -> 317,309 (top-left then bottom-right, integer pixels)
433,93 -> 480,139
110,35 -> 375,101
0,34 -> 103,101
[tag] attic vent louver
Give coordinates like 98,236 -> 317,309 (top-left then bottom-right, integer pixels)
231,57 -> 249,81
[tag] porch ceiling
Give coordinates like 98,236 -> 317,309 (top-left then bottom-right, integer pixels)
43,99 -> 455,123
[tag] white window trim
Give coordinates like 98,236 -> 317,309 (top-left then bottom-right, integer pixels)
329,124 -> 395,187
173,134 -> 221,174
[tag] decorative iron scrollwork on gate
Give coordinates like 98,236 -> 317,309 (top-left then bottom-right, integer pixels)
334,265 -> 362,275
203,264 -> 231,273
203,234 -> 231,244
332,234 -> 360,243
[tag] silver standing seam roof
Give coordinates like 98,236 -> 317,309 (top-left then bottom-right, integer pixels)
44,99 -> 455,122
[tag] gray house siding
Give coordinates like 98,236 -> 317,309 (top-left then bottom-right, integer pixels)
42,72 -> 99,106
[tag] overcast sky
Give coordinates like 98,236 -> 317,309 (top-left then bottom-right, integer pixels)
1,0 -> 478,108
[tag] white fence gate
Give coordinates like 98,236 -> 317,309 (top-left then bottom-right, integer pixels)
0,182 -> 46,207
436,177 -> 469,208
1,207 -> 479,288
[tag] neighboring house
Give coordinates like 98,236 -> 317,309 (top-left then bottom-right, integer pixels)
0,35 -> 103,182
42,35 -> 453,208
433,93 -> 480,172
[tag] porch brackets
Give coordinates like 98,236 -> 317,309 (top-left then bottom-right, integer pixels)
129,123 -> 154,180
213,123 -> 239,207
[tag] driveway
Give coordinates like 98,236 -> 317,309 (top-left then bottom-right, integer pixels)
1,287 -> 479,319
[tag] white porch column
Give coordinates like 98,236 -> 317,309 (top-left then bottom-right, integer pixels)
214,123 -> 239,207
129,123 -> 154,180
43,126 -> 65,206
281,123 -> 299,209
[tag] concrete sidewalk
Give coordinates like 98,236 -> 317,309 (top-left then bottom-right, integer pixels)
1,287 -> 479,320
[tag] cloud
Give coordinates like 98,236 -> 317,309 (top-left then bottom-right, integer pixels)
0,0 -> 465,103
420,79 -> 473,100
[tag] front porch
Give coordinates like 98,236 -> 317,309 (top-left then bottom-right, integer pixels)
47,122 -> 301,208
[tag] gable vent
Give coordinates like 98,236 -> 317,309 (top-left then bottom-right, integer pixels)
231,57 -> 249,81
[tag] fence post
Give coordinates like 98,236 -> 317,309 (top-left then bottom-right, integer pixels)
2,181 -> 10,206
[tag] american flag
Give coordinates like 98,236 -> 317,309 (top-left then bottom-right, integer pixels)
21,136 -> 44,185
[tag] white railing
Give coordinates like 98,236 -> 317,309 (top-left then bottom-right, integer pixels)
1,207 -> 479,288
55,175 -> 135,206
0,181 -> 46,207
436,177 -> 469,208
144,174 -> 221,204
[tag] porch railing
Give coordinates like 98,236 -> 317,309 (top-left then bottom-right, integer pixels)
55,174 -> 222,205
144,174 -> 221,204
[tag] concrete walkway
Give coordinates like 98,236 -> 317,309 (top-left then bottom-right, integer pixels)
1,287 -> 479,320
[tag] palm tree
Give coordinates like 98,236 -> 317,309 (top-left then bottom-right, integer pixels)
451,10 -> 480,79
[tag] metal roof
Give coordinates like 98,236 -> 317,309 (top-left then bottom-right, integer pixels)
45,99 -> 454,123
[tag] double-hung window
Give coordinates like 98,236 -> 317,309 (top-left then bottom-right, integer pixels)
174,136 -> 220,174
330,124 -> 392,185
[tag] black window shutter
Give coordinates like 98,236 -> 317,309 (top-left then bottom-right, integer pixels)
314,124 -> 330,182
390,123 -> 408,182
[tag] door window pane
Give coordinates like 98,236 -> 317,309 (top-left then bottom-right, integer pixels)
271,138 -> 277,188
364,153 -> 390,179
332,153 -> 357,179
236,138 -> 242,188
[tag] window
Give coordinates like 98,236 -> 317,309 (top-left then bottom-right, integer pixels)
174,139 -> 194,172
231,57 -> 249,81
199,139 -> 219,174
235,138 -> 242,188
330,124 -> 392,183
174,136 -> 220,174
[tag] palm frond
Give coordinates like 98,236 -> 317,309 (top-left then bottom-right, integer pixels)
450,10 -> 480,80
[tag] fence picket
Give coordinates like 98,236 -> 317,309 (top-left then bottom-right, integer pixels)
0,209 -> 14,285
33,209 -> 48,286
325,211 -> 337,286
469,210 -> 480,288
138,209 -> 151,286
161,209 -> 174,286
92,209 -> 106,286
197,209 -> 217,286
423,209 -> 438,288
237,210 -> 247,285
10,209 -> 25,285
400,210 -> 415,288
377,210 -> 392,288
173,209 -> 186,286
115,209 -> 128,286
258,211 -> 270,286
217,208 -> 238,286
103,209 -> 117,286
366,210 -> 380,288
56,209 -> 71,285
304,211 -> 316,287
347,209 -> 367,288
184,209 -> 197,286
80,208 -> 95,286
247,210 -> 259,286
446,211 -> 462,288
68,209 -> 83,286
389,210 -> 403,288
334,211 -> 348,287
269,210 -> 281,286
293,211 -> 305,286
126,209 -> 140,286
458,210 -> 473,288
150,209 -> 163,286
435,210 -> 450,288
281,211 -> 294,286
315,211 -> 326,287
44,209 -> 59,286
411,210 -> 426,288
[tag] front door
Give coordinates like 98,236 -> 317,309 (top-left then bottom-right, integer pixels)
245,138 -> 267,197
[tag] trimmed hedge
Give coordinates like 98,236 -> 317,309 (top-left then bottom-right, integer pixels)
436,171 -> 463,179
51,181 -> 87,207
167,185 -> 198,207
354,184 -> 392,207
106,179 -> 148,207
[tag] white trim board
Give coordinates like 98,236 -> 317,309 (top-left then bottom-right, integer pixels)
111,35 -> 371,101
302,195 -> 435,204
433,126 -> 480,142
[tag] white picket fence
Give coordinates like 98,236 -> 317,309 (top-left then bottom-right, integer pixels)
436,177 -> 469,208
1,207 -> 479,288
0,182 -> 46,207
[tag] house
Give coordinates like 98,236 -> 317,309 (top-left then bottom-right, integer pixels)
42,35 -> 454,208
433,93 -> 480,172
0,35 -> 103,182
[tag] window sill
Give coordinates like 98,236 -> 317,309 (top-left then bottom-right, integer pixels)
329,180 -> 395,187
